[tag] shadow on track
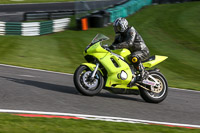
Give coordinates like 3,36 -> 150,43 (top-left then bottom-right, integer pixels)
0,76 -> 78,95
0,76 -> 144,102
97,92 -> 144,103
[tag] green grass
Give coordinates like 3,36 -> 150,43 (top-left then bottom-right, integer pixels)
0,0 -> 74,4
0,113 -> 199,133
128,2 -> 200,90
0,2 -> 199,90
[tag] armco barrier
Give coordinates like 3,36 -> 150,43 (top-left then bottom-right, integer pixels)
106,0 -> 152,22
0,18 -> 70,36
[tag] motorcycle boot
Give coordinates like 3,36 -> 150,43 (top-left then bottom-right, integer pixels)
128,55 -> 148,87
127,65 -> 137,87
127,56 -> 141,87
137,63 -> 149,82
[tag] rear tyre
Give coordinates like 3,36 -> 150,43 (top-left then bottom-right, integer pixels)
73,65 -> 104,96
139,71 -> 168,103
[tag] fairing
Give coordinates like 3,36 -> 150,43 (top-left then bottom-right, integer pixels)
82,34 -> 167,90
143,55 -> 168,68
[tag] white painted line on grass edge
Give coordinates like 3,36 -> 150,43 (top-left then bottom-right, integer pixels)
0,109 -> 199,129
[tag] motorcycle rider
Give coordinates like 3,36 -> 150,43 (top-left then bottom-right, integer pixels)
109,17 -> 150,84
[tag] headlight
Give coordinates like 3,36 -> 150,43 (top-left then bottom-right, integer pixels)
120,71 -> 128,80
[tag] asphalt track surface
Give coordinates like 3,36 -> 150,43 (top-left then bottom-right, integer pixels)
0,0 -> 122,12
0,64 -> 199,126
0,2 -> 74,12
0,0 -> 123,21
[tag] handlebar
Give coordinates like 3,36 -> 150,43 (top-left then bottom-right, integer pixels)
102,44 -> 111,51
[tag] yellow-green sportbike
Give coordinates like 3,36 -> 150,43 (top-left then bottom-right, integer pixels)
74,34 -> 168,103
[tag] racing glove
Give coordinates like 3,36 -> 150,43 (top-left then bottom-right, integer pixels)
109,45 -> 116,50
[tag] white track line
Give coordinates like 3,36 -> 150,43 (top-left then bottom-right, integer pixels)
170,87 -> 200,93
0,109 -> 199,128
0,63 -> 73,76
0,63 -> 199,93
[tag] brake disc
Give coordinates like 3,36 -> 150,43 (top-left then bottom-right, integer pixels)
82,71 -> 98,89
151,78 -> 163,93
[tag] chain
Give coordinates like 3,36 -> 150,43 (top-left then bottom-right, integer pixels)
135,83 -> 156,93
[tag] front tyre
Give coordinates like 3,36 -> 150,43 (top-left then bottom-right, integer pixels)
139,71 -> 168,103
73,65 -> 104,96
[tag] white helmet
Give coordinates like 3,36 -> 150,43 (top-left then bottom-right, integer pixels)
113,17 -> 128,33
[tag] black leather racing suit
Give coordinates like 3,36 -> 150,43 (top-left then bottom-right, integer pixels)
111,26 -> 150,62
110,26 -> 150,82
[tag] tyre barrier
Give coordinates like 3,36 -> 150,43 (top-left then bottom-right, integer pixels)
77,0 -> 152,29
106,0 -> 152,22
0,18 -> 70,36
76,10 -> 110,30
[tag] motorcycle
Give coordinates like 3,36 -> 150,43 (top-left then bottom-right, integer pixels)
74,34 -> 168,103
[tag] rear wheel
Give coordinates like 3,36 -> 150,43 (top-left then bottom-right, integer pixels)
139,71 -> 168,103
73,65 -> 104,96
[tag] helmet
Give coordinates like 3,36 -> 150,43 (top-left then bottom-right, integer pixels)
113,17 -> 128,33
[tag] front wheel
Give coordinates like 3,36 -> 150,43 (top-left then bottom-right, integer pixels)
139,71 -> 168,103
73,65 -> 104,96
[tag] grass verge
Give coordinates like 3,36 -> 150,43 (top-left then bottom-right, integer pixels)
0,2 -> 199,90
0,113 -> 199,133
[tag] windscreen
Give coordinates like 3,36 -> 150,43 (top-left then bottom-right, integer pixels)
91,34 -> 109,44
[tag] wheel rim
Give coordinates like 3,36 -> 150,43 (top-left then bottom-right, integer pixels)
80,71 -> 99,90
146,74 -> 166,99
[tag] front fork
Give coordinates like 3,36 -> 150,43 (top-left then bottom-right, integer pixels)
90,63 -> 99,79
